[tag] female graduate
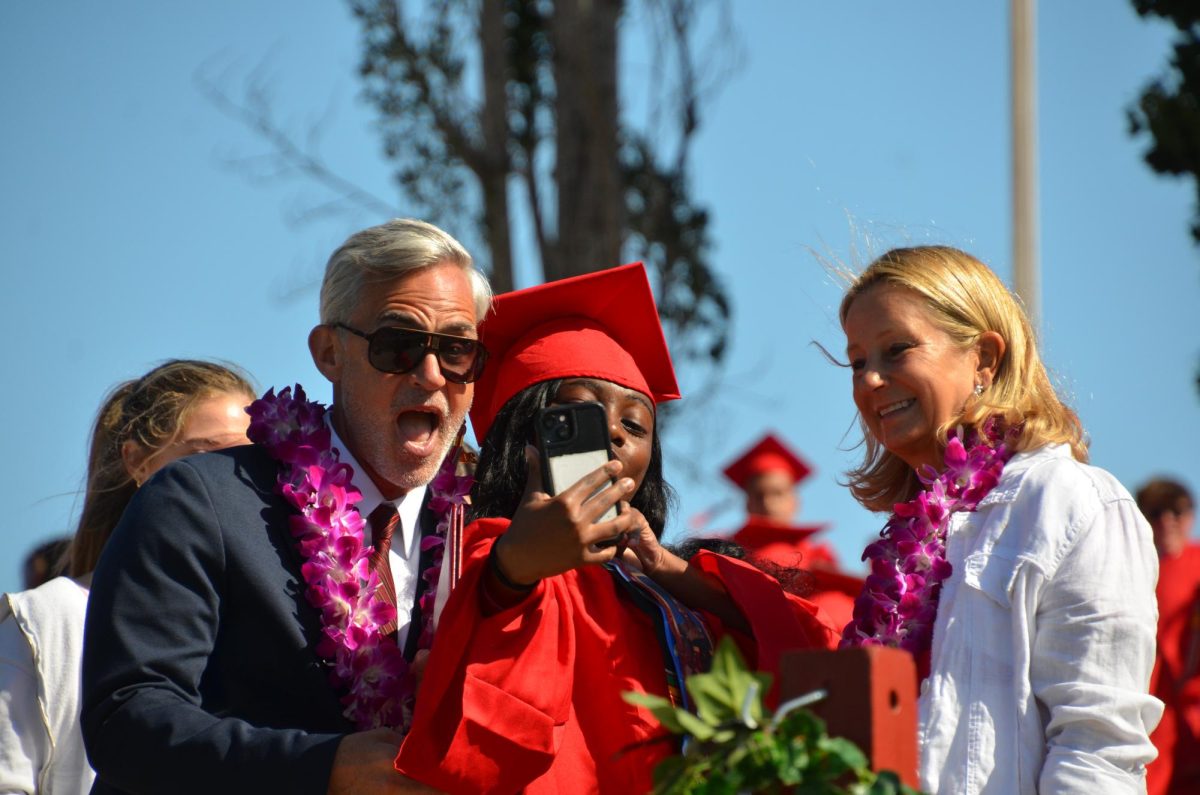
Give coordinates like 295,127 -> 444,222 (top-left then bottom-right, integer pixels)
396,263 -> 837,794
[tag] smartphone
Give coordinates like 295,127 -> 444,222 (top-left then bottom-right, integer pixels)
535,401 -> 620,523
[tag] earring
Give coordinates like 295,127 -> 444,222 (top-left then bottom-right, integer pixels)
973,383 -> 984,396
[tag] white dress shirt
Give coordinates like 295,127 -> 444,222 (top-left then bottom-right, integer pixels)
329,422 -> 427,647
919,444 -> 1163,794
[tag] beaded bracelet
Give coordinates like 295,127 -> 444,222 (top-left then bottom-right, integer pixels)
488,539 -> 538,592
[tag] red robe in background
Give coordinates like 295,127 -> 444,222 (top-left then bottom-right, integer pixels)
396,518 -> 839,794
1148,544 -> 1200,795
731,518 -> 861,634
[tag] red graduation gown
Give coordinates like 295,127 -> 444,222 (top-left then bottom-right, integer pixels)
395,518 -> 838,794
1148,544 -> 1200,795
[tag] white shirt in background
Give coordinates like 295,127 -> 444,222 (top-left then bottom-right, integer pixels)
0,576 -> 94,795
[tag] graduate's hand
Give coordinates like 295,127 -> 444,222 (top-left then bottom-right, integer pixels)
494,445 -> 640,585
622,505 -> 686,580
620,505 -> 750,634
327,729 -> 441,794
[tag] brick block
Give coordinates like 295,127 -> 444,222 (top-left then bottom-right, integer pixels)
778,646 -> 918,788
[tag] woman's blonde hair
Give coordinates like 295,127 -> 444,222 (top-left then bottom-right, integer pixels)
68,360 -> 256,577
839,246 -> 1086,512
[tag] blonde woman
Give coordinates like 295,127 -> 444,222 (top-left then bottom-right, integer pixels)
0,360 -> 254,795
838,246 -> 1161,794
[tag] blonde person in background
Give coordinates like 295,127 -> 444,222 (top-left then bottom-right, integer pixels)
838,246 -> 1161,794
0,360 -> 255,795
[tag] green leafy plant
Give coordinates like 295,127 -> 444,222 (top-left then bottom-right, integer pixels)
623,638 -> 923,794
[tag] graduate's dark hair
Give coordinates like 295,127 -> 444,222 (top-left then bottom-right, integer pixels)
470,379 -> 675,535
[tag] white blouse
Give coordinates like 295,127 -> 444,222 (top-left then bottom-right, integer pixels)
919,444 -> 1163,794
0,576 -> 93,795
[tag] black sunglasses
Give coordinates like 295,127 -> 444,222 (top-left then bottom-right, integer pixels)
333,323 -> 488,384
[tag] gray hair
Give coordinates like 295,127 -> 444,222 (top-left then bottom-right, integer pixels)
319,218 -> 492,324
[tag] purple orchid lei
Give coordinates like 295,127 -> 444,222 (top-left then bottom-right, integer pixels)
840,418 -> 1015,666
246,385 -> 471,731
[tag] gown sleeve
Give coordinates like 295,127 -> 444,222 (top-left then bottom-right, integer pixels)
395,518 -> 573,794
690,550 -> 841,703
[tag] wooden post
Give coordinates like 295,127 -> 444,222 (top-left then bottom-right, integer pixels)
779,647 -> 919,788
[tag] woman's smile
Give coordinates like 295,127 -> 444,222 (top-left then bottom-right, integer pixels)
878,398 -> 916,419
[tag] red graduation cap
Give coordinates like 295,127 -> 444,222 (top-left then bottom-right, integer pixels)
468,262 -> 681,444
721,433 -> 814,490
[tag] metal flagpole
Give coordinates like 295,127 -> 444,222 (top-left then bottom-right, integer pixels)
1012,0 -> 1040,331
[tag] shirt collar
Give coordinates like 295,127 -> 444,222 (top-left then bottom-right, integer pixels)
976,443 -> 1071,508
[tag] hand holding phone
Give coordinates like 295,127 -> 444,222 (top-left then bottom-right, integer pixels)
492,402 -> 634,586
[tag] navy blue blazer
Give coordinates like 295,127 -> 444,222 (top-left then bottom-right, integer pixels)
81,443 -> 423,795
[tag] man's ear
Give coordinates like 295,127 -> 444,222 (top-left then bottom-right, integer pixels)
309,325 -> 343,385
976,331 -> 1006,388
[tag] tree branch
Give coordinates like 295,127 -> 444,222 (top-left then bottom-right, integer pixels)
194,59 -> 400,221
356,0 -> 485,173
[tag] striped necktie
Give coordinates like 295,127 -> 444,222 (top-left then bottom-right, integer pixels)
366,502 -> 400,637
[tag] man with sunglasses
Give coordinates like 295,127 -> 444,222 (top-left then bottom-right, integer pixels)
82,219 -> 491,795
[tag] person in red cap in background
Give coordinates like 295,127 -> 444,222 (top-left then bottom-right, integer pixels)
721,434 -> 862,633
1140,478 -> 1200,795
395,262 -> 838,794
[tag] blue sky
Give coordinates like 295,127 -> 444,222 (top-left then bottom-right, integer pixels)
2,2 -> 1196,592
